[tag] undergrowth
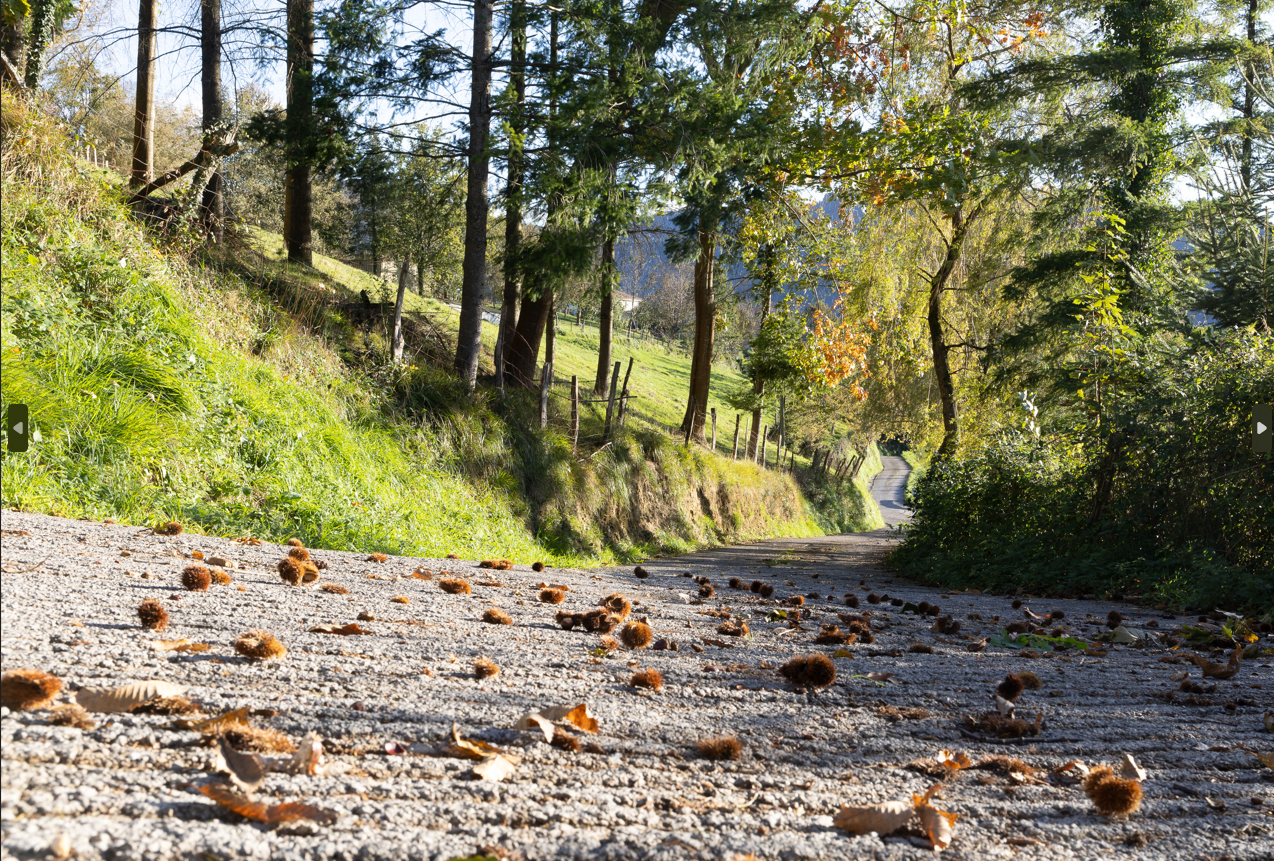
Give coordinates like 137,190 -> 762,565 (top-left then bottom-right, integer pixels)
0,91 -> 826,560
890,330 -> 1274,612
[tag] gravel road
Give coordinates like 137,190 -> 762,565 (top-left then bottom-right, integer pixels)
2,501 -> 1271,861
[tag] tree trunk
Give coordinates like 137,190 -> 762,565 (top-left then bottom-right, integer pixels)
497,0 -> 526,389
593,237 -> 615,396
19,0 -> 51,88
391,261 -> 409,363
284,0 -> 314,266
683,212 -> 717,443
504,9 -> 557,390
130,0 -> 159,189
454,0 -> 493,390
1241,0 -> 1256,194
929,210 -> 969,460
200,0 -> 223,241
747,244 -> 774,458
3,13 -> 26,82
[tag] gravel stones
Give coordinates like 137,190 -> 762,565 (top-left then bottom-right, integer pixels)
2,510 -> 1271,861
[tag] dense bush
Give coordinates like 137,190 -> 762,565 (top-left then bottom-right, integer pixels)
892,328 -> 1274,611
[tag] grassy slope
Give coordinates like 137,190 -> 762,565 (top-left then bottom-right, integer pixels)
2,93 -> 864,561
250,228 -> 752,442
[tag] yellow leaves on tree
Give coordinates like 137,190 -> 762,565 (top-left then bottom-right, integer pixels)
798,301 -> 873,397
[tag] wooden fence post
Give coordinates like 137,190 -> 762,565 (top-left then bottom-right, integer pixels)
760,425 -> 768,467
732,414 -> 740,460
570,375 -> 579,451
602,361 -> 621,438
538,361 -> 552,429
616,357 -> 634,426
710,408 -> 717,454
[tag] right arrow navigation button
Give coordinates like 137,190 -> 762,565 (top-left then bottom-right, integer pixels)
1256,404 -> 1272,454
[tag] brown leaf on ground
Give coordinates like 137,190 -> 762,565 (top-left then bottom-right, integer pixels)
367,553 -> 388,562
215,735 -> 268,790
1191,648 -> 1241,680
833,798 -> 915,835
938,750 -> 972,771
877,705 -> 931,722
543,704 -> 599,734
176,707 -> 251,732
514,711 -> 554,743
76,680 -> 185,713
200,783 -> 337,825
319,583 -> 348,594
445,723 -> 505,760
915,798 -> 958,850
308,623 -> 372,635
151,639 -> 211,652
472,754 -> 519,781
479,559 -> 514,570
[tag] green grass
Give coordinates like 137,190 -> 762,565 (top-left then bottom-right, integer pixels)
2,92 -> 833,561
247,226 -> 752,446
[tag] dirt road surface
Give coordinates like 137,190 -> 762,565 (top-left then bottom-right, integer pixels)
2,501 -> 1271,861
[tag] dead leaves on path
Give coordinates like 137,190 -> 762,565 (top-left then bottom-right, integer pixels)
835,784 -> 957,851
445,723 -> 521,782
1189,648 -> 1241,680
200,783 -> 337,827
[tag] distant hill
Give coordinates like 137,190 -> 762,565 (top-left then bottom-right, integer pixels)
614,195 -> 858,307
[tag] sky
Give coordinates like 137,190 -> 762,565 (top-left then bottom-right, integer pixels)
58,0 -> 482,136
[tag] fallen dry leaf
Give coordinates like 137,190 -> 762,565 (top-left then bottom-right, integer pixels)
912,784 -> 958,851
1191,649 -> 1241,680
444,723 -> 505,760
307,624 -> 371,636
543,703 -> 599,734
514,711 -> 555,743
215,735 -> 268,791
916,802 -> 957,851
937,750 -> 972,771
1251,750 -> 1274,770
176,707 -> 251,732
865,672 -> 892,683
833,798 -> 914,836
471,754 -> 519,782
151,639 -> 211,653
994,695 -> 1016,716
76,680 -> 186,713
1121,753 -> 1147,781
832,648 -> 854,658
199,784 -> 336,826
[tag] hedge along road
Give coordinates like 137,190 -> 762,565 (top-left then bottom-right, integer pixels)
0,505 -> 1270,861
